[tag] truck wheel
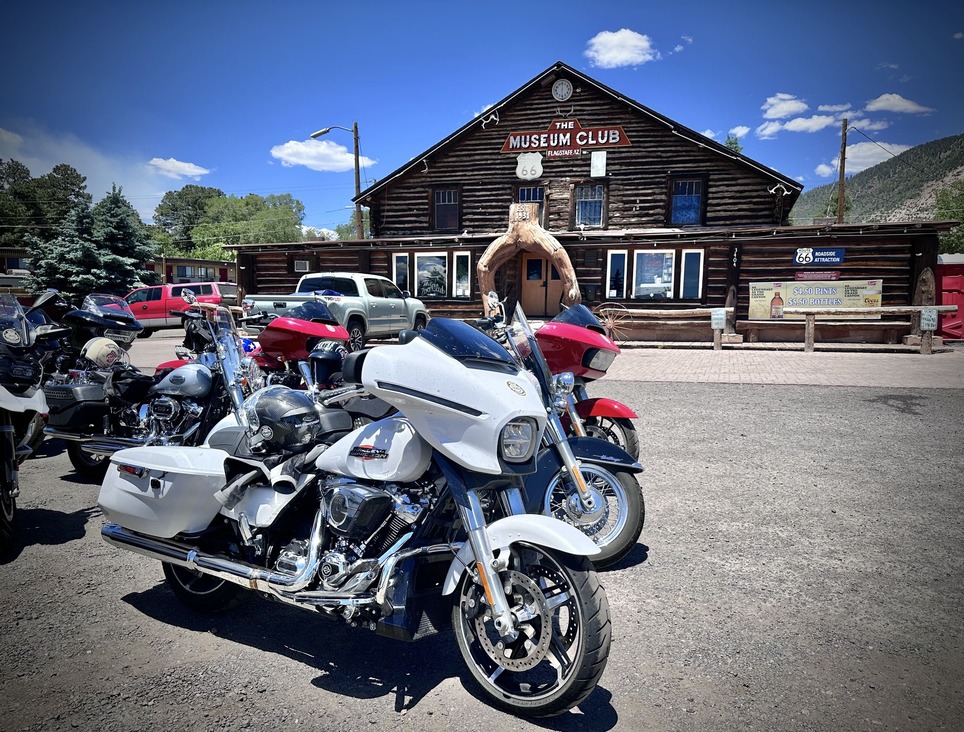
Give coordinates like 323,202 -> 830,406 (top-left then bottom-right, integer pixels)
346,319 -> 366,352
414,315 -> 427,331
136,329 -> 154,339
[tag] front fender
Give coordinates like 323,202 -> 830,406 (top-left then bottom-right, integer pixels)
442,513 -> 599,595
575,397 -> 638,420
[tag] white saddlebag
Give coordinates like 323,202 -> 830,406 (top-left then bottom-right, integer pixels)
97,446 -> 229,538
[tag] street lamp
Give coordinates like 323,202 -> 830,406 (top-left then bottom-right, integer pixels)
310,121 -> 363,240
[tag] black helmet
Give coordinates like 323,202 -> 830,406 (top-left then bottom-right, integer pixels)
241,385 -> 321,454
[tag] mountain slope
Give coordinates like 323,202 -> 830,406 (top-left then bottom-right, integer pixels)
788,134 -> 964,224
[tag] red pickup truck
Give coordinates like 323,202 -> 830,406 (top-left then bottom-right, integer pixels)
125,281 -> 239,336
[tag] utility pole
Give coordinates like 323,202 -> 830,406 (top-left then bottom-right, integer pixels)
836,118 -> 848,224
352,121 -> 363,240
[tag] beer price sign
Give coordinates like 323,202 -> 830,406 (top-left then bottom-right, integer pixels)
749,279 -> 883,320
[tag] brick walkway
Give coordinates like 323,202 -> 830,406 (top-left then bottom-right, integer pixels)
606,343 -> 964,388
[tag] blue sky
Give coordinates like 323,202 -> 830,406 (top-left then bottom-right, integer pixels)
2,1 -> 961,235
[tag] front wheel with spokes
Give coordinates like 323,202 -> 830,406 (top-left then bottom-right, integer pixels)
452,543 -> 611,717
543,464 -> 644,568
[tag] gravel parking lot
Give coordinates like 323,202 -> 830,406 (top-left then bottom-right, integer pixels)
2,353 -> 962,731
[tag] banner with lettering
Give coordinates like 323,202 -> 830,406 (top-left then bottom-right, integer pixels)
749,280 -> 883,320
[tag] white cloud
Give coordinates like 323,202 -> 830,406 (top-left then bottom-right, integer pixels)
729,126 -> 750,138
755,121 -> 784,139
0,123 -> 193,221
864,93 -> 934,114
585,29 -> 660,68
848,118 -> 890,131
817,141 -> 914,178
147,158 -> 211,180
761,93 -> 809,119
818,103 -> 851,113
954,32 -> 963,39
843,141 -> 912,172
875,62 -> 899,70
701,129 -> 717,139
269,138 -> 376,173
782,115 -> 838,133
673,45 -> 684,53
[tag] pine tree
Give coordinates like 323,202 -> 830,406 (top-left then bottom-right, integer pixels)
24,186 -> 159,302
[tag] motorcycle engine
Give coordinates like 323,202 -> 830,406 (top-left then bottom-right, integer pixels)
145,397 -> 205,441
308,480 -> 428,591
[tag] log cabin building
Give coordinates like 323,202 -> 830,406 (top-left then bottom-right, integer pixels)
230,61 -> 949,343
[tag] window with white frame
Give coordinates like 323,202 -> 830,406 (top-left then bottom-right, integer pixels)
415,253 -> 447,298
392,253 -> 410,292
453,251 -> 471,298
680,249 -> 704,299
606,250 -> 627,299
633,250 -> 675,300
574,183 -> 605,227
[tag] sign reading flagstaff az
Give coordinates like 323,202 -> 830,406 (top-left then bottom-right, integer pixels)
501,119 -> 631,159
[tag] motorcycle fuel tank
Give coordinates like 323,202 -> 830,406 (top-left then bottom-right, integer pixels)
314,416 -> 432,483
150,363 -> 212,398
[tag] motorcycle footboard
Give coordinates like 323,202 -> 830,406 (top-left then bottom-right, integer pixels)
376,554 -> 453,642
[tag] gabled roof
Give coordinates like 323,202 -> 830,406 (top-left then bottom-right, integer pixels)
357,61 -> 803,204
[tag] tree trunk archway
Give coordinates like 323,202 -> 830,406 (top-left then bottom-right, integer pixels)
476,203 -> 580,315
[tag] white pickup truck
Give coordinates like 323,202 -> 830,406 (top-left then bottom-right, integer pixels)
242,272 -> 430,350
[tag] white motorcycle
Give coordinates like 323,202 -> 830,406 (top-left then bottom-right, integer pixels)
98,316 -> 611,716
1,294 -> 66,555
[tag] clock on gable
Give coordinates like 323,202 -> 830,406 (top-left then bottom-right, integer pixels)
551,78 -> 573,102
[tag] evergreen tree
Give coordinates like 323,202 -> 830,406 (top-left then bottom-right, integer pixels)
724,134 -> 743,154
24,186 -> 159,301
936,180 -> 964,254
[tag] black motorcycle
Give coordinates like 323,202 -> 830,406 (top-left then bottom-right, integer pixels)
0,294 -> 71,555
45,297 -> 261,479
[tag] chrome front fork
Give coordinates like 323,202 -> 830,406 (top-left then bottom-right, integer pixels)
546,410 -> 596,513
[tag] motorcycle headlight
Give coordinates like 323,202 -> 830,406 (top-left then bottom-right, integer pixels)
584,348 -> 616,373
242,356 -> 265,393
551,372 -> 574,411
500,418 -> 538,463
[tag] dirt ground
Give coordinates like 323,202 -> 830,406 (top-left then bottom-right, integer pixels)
2,378 -> 963,732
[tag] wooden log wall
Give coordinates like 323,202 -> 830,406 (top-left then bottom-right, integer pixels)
369,82 -> 789,238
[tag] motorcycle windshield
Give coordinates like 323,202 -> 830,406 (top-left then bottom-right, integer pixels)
550,303 -> 606,333
417,318 -> 517,369
83,294 -> 139,324
283,301 -> 339,324
0,294 -> 31,346
510,303 -> 555,398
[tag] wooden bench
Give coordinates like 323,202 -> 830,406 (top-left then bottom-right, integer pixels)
739,319 -> 911,345
598,306 -> 736,350
772,305 -> 957,354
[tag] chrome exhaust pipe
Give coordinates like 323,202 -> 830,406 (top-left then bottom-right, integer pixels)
101,508 -> 328,596
43,427 -> 146,449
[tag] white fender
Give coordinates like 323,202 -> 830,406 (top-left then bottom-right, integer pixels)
0,385 -> 46,414
442,513 -> 600,595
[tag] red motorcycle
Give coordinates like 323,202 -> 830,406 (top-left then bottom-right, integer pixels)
248,301 -> 350,388
535,303 -> 640,459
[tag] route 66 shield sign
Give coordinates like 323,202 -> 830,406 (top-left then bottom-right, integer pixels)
516,152 -> 543,181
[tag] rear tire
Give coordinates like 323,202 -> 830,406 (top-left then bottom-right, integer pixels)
136,329 -> 154,339
162,562 -> 244,613
67,442 -> 111,480
452,544 -> 611,717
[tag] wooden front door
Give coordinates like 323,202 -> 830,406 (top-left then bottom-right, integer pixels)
520,255 -> 564,317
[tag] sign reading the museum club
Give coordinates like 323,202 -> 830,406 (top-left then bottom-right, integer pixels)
501,119 -> 631,158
